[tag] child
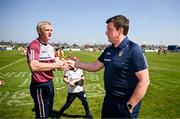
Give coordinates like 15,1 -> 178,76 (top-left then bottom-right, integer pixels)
58,56 -> 92,118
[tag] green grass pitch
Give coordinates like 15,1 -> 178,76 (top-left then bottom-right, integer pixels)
0,50 -> 180,118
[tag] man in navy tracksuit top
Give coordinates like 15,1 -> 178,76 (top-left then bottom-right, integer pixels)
69,15 -> 150,118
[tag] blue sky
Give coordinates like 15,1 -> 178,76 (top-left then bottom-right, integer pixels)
1,0 -> 180,46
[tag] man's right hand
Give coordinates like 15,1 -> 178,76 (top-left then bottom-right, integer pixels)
56,60 -> 70,71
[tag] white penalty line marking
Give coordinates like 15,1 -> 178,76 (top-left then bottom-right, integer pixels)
0,58 -> 26,71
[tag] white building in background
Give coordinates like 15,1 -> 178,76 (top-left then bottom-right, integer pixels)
5,47 -> 13,50
64,48 -> 81,51
0,45 -> 13,50
145,49 -> 158,52
0,41 -> 14,50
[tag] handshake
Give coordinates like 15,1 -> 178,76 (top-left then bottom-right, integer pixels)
55,56 -> 80,71
55,58 -> 76,71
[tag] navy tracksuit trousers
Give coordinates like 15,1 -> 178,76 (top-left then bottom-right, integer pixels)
30,80 -> 54,118
101,94 -> 141,119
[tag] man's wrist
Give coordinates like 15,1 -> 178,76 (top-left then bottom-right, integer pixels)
127,102 -> 133,110
55,62 -> 63,69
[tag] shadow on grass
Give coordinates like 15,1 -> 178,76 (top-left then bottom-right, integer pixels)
49,110 -> 86,118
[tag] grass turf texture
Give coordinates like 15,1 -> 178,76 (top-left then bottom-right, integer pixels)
0,50 -> 180,118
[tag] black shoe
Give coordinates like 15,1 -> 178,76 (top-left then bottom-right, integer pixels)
56,111 -> 63,118
31,107 -> 35,112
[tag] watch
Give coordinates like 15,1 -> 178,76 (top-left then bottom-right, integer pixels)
127,103 -> 133,109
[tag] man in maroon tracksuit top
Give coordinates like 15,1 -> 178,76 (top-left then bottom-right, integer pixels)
27,21 -> 69,118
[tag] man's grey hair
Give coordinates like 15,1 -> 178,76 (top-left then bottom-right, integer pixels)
36,21 -> 51,32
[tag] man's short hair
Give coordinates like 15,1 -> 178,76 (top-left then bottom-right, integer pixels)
36,21 -> 51,32
106,15 -> 129,35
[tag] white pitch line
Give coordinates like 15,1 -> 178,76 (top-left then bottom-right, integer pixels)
56,86 -> 66,91
0,58 -> 26,71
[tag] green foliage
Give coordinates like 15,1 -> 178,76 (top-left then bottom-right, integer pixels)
0,50 -> 180,118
